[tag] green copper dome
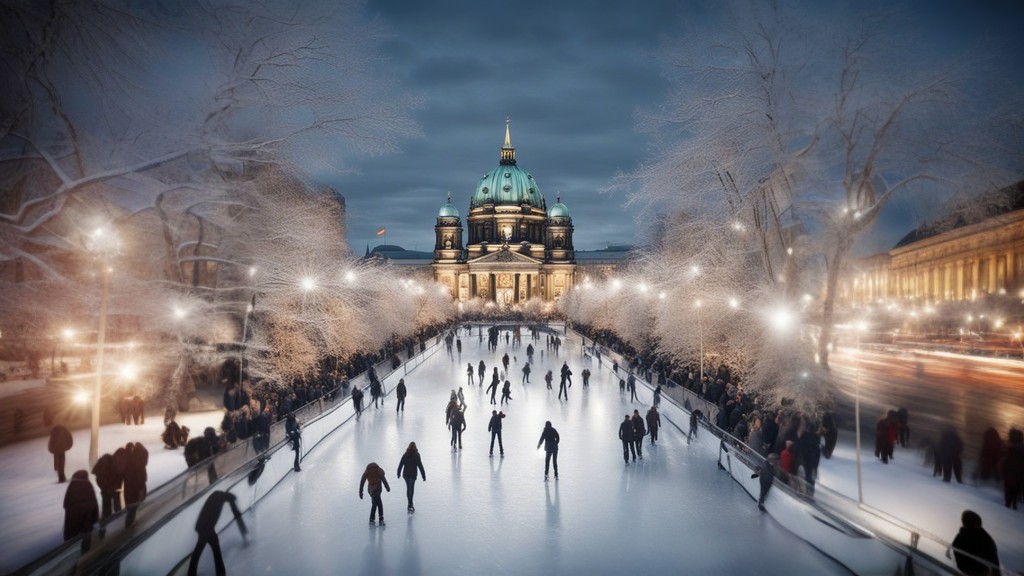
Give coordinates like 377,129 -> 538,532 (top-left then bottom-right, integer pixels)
438,194 -> 459,218
549,197 -> 570,218
468,119 -> 546,210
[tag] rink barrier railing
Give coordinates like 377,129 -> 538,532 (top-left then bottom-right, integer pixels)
584,333 -> 1007,576
13,338 -> 444,576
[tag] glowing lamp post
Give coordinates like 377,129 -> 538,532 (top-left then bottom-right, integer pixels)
86,226 -> 118,469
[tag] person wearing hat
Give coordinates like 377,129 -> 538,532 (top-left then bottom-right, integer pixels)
951,509 -> 1000,576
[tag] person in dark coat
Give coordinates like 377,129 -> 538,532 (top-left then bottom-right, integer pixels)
751,453 -> 778,512
977,427 -> 1003,482
619,414 -> 636,463
937,427 -> 964,483
48,425 -> 73,483
254,407 -> 271,453
1002,428 -> 1024,510
123,442 -> 148,528
627,373 -> 637,402
819,411 -> 838,459
395,378 -> 407,413
486,377 -> 499,405
132,395 -> 145,425
449,408 -> 466,451
631,410 -> 647,459
359,462 -> 391,525
187,490 -> 248,576
544,370 -> 553,390
537,421 -> 560,479
895,407 -> 909,448
91,451 -> 123,519
396,442 -> 426,512
646,406 -> 662,447
488,410 -> 506,456
500,380 -> 512,405
285,412 -> 302,472
370,379 -> 383,409
478,361 -> 486,386
63,470 -> 99,553
185,428 -> 218,483
951,510 -> 1000,576
352,386 -> 364,414
798,420 -> 821,491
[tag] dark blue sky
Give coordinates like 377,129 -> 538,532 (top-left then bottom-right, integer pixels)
320,0 -> 1024,255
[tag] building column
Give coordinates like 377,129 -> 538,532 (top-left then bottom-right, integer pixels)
1006,250 -> 1016,286
971,259 -> 980,299
514,273 -> 521,303
989,253 -> 998,295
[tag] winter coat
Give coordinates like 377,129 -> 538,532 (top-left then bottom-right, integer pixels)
360,463 -> 391,496
646,409 -> 661,432
538,425 -> 560,452
619,419 -> 635,442
123,443 -> 149,505
196,491 -> 246,538
1003,440 -> 1024,486
48,425 -> 73,454
204,427 -> 223,455
747,427 -> 766,456
799,430 -> 821,472
184,436 -> 213,468
780,447 -> 796,475
91,453 -> 122,493
488,412 -> 505,433
952,524 -> 1000,575
63,470 -> 99,540
397,450 -> 425,480
396,381 -> 407,399
449,410 -> 466,432
631,415 -> 646,438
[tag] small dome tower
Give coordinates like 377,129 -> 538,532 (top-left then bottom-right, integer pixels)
434,192 -> 464,263
545,195 -> 574,263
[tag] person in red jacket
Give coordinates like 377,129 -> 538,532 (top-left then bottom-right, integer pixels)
359,462 -> 391,525
780,440 -> 797,475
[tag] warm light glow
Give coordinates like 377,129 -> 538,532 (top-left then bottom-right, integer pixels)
728,297 -> 739,309
74,390 -> 90,404
769,306 -> 794,332
119,364 -> 137,381
62,328 -> 75,340
693,299 -> 703,309
173,306 -> 186,320
248,266 -> 257,278
611,278 -> 622,290
855,320 -> 868,333
786,247 -> 793,255
690,265 -> 700,275
658,291 -> 666,300
802,293 -> 812,303
638,282 -> 649,294
994,319 -> 1004,329
301,277 -> 316,292
344,270 -> 356,283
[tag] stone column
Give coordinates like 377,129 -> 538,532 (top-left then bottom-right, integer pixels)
989,254 -> 998,295
971,259 -> 980,299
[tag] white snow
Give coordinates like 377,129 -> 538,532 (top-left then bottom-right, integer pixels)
2,327 -> 1021,575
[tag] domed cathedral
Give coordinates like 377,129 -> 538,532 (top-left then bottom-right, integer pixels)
433,119 -> 576,304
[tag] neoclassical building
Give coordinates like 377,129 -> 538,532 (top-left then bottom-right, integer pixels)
838,181 -> 1024,305
433,121 -> 576,303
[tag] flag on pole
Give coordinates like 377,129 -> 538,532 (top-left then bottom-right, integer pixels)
376,227 -> 386,236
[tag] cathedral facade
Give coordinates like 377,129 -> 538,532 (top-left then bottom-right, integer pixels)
433,121 -> 576,304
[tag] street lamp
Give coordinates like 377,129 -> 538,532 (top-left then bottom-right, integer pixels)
86,226 -> 118,468
853,319 -> 869,504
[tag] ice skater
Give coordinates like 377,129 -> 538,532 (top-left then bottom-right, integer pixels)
619,414 -> 637,463
631,410 -> 647,459
359,462 -> 391,526
558,371 -> 570,401
396,378 -> 407,412
522,363 -> 531,383
449,408 -> 466,450
751,454 -> 778,511
488,410 -> 506,457
478,361 -> 486,386
396,442 -> 426,512
544,370 -> 553,390
627,373 -> 637,402
48,424 -> 73,483
486,377 -> 499,405
646,406 -> 661,446
500,381 -> 512,405
187,490 -> 248,576
457,386 -> 467,411
467,363 -> 475,386
285,412 -> 302,472
537,421 -> 560,480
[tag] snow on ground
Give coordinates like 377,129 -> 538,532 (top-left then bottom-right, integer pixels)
0,406 -> 223,573
2,326 -> 1021,575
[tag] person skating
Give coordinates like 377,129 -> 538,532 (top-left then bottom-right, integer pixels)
396,442 -> 426,512
544,370 -> 553,390
581,368 -> 591,387
951,510 -> 1000,576
1003,428 -> 1024,510
558,371 -> 570,401
187,490 -> 248,576
63,470 -> 99,554
370,379 -> 383,409
502,352 -> 510,373
526,343 -> 534,364
653,384 -> 662,407
522,363 -> 531,383
359,462 -> 392,525
396,378 -> 407,412
91,451 -> 123,519
488,410 -> 506,457
646,406 -> 662,447
478,361 -> 486,386
537,421 -> 560,479
467,363 -> 475,386
352,386 -> 364,414
500,381 -> 512,405
486,377 -> 499,405
48,424 -> 73,483
285,412 -> 302,472
751,454 -> 779,511
631,410 -> 647,459
627,373 -> 637,402
449,408 -> 466,451
619,415 -> 636,464
457,386 -> 467,411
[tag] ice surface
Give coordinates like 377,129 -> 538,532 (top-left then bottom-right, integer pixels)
187,333 -> 845,575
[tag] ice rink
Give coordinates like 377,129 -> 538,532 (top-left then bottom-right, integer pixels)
193,328 -> 846,575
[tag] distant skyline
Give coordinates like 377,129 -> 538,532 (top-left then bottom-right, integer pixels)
318,0 -> 1024,256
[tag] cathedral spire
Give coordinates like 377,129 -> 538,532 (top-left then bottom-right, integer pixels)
500,116 -> 516,165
